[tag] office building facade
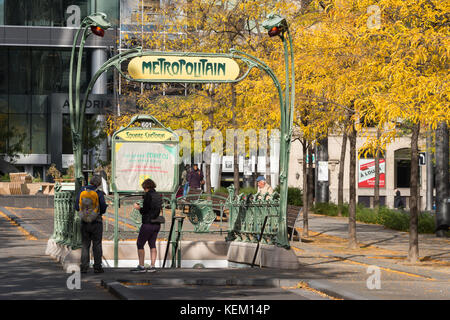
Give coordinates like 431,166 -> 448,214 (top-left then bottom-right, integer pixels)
0,0 -> 118,180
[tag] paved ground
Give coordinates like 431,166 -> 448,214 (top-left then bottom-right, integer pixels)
301,213 -> 450,263
0,212 -> 114,300
0,206 -> 449,301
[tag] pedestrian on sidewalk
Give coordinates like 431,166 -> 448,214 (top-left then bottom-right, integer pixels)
187,164 -> 204,190
181,164 -> 190,196
131,178 -> 163,273
75,175 -> 107,273
394,189 -> 405,210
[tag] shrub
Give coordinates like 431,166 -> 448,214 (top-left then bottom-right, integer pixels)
418,212 -> 436,234
212,186 -> 257,195
274,186 -> 303,206
240,187 -> 257,195
313,202 -> 340,216
213,187 -> 229,194
356,206 -> 378,224
287,187 -> 303,206
313,203 -> 436,234
377,207 -> 410,231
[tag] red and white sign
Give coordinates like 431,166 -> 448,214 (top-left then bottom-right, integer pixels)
358,159 -> 385,188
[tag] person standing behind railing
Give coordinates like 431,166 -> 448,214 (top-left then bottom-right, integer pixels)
181,164 -> 190,196
187,164 -> 204,190
131,178 -> 162,273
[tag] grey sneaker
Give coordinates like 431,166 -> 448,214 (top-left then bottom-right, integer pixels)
147,266 -> 157,273
131,265 -> 146,273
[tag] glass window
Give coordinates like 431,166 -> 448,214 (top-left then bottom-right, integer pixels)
9,113 -> 30,154
62,114 -> 73,154
0,47 -> 8,94
4,1 -> 29,25
9,95 -> 30,114
0,114 -> 7,153
30,0 -> 53,26
4,0 -> 91,26
9,48 -> 31,95
96,0 -> 119,27
31,114 -> 47,154
53,49 -> 90,93
32,49 -> 55,95
0,0 -> 4,25
0,95 -> 7,113
31,95 -> 48,114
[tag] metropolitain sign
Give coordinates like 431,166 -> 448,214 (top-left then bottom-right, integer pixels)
127,55 -> 240,82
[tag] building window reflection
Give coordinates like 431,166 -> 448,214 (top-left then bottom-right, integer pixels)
1,0 -> 118,27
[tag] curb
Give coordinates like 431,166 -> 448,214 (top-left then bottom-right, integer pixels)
101,280 -> 143,300
101,277 -> 304,300
304,279 -> 377,300
291,243 -> 449,281
0,206 -> 44,239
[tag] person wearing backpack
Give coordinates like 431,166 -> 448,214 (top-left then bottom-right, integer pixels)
131,178 -> 163,273
75,175 -> 108,273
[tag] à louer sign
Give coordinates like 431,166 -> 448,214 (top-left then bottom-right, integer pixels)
128,54 -> 240,82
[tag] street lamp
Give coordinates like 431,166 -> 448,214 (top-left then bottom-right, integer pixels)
69,13 -> 111,195
262,13 -> 295,249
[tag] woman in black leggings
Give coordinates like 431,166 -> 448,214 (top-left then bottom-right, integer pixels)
131,179 -> 162,273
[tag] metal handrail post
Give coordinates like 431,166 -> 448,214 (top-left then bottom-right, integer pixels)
251,214 -> 278,268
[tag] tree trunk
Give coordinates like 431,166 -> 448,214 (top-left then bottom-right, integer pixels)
338,130 -> 348,216
425,129 -> 434,211
316,134 -> 329,203
374,127 -> 381,210
302,139 -> 309,237
408,122 -> 420,263
348,122 -> 358,249
205,162 -> 212,194
435,122 -> 449,236
307,144 -> 314,209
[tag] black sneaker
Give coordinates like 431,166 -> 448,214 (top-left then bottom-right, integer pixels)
80,267 -> 88,274
131,265 -> 146,273
94,267 -> 105,274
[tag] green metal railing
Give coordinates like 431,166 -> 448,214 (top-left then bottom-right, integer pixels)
51,183 -> 282,263
52,183 -> 82,249
226,186 -> 280,245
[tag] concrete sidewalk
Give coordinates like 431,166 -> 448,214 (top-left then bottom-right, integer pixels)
297,213 -> 450,263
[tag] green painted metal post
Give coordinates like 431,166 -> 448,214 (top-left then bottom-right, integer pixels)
113,191 -> 119,267
69,12 -> 111,198
262,13 -> 295,249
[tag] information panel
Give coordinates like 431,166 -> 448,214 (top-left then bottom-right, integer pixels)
115,142 -> 178,193
112,118 -> 179,194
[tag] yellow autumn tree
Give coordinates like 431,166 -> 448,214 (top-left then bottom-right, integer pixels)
285,0 -> 448,260
109,0 -> 300,193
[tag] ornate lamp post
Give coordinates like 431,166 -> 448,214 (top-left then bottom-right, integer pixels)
69,12 -> 111,195
262,14 -> 295,249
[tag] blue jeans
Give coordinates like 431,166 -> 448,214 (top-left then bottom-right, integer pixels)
183,183 -> 189,196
